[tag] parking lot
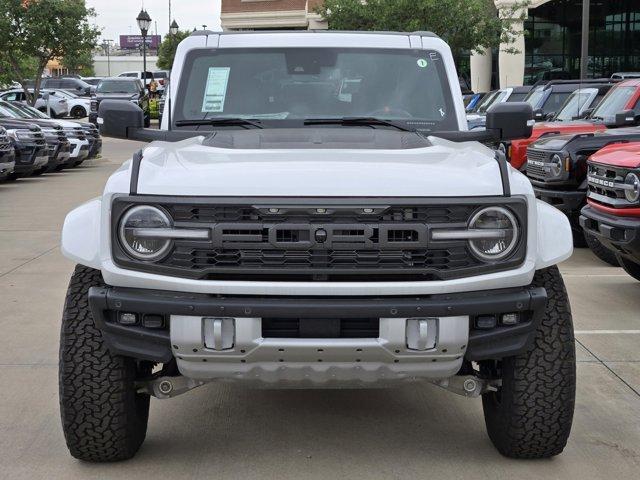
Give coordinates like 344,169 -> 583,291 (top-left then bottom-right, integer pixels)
0,137 -> 639,479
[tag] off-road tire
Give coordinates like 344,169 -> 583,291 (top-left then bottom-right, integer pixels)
59,265 -> 151,462
482,266 -> 576,459
584,233 -> 619,266
618,256 -> 640,281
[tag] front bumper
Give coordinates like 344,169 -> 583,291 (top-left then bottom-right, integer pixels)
68,140 -> 90,162
580,205 -> 640,262
89,285 -> 546,385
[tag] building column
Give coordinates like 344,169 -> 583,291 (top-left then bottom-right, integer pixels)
496,1 -> 528,88
470,49 -> 493,93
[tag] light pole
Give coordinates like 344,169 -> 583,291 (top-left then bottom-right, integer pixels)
136,9 -> 152,80
102,39 -> 113,76
170,19 -> 179,36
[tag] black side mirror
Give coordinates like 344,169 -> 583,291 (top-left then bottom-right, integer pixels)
98,99 -> 143,138
615,110 -> 637,127
575,108 -> 594,120
485,102 -> 533,141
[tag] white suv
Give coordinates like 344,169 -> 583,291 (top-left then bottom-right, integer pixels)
0,89 -> 69,118
60,30 -> 575,462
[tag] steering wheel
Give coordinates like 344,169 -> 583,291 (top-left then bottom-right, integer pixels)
367,108 -> 413,118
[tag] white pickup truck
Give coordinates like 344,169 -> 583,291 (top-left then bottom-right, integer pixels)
60,30 -> 575,462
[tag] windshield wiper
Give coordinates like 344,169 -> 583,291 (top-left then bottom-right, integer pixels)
304,117 -> 412,132
174,118 -> 264,129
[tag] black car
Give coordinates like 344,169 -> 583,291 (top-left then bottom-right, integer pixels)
89,77 -> 150,127
525,127 -> 640,257
0,101 -> 70,173
0,118 -> 48,179
0,127 -> 16,180
38,77 -> 93,97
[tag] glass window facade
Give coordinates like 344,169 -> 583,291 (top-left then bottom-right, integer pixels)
524,0 -> 640,84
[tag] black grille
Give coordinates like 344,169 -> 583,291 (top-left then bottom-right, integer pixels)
525,149 -> 549,178
262,318 -> 380,338
169,204 -> 477,224
112,198 -> 528,282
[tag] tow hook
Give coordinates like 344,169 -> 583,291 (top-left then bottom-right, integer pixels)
434,375 -> 501,398
137,376 -> 208,399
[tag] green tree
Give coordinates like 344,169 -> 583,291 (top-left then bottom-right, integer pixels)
61,50 -> 95,77
157,30 -> 191,71
0,0 -> 100,104
316,0 -> 528,58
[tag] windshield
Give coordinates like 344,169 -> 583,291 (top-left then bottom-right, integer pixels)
525,87 -> 546,109
590,86 -> 635,121
554,89 -> 596,121
97,80 -> 139,94
174,48 -> 457,132
476,90 -> 510,114
0,101 -> 31,119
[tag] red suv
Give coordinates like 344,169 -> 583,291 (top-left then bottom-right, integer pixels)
508,79 -> 640,170
580,142 -> 640,280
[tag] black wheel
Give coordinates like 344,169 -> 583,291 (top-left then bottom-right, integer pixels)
584,233 -> 619,266
70,106 -> 86,118
59,265 -> 151,462
618,256 -> 640,281
482,266 -> 576,459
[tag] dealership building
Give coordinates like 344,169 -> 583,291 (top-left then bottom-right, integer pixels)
220,0 -> 640,91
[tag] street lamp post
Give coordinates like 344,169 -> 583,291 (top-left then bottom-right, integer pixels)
136,9 -> 152,83
170,19 -> 179,36
102,39 -> 113,76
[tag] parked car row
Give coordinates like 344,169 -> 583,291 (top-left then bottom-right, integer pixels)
0,100 -> 101,181
483,76 -> 640,279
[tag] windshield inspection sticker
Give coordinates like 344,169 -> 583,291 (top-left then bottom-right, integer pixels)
417,58 -> 428,68
201,67 -> 230,112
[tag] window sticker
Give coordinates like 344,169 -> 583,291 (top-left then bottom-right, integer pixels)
417,58 -> 428,68
201,67 -> 230,112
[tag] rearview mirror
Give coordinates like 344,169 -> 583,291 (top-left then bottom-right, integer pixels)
485,102 -> 534,141
615,110 -> 637,127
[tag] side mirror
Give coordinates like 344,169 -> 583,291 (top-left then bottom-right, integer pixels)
98,99 -> 143,138
574,108 -> 593,120
485,102 -> 534,141
615,110 -> 637,127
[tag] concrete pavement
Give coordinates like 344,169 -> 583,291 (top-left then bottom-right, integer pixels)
0,137 -> 639,479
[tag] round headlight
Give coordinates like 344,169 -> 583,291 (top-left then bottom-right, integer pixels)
468,206 -> 519,261
624,173 -> 640,203
118,205 -> 172,260
550,154 -> 563,177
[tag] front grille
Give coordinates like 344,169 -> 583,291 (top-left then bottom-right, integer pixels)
525,149 -> 550,179
262,318 -> 380,338
112,198 -> 528,282
587,162 -> 636,207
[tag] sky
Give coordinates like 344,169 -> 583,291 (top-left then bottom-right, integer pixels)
86,0 -> 222,46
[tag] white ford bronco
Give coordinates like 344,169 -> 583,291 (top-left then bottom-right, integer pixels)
60,31 -> 576,462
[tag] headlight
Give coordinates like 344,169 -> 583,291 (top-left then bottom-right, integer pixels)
468,206 -> 519,261
118,205 -> 172,260
624,173 -> 640,203
549,154 -> 563,177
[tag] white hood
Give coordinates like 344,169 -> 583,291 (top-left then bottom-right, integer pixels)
134,136 -> 504,197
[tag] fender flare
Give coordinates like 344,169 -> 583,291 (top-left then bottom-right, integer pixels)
535,199 -> 573,270
61,197 -> 102,269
